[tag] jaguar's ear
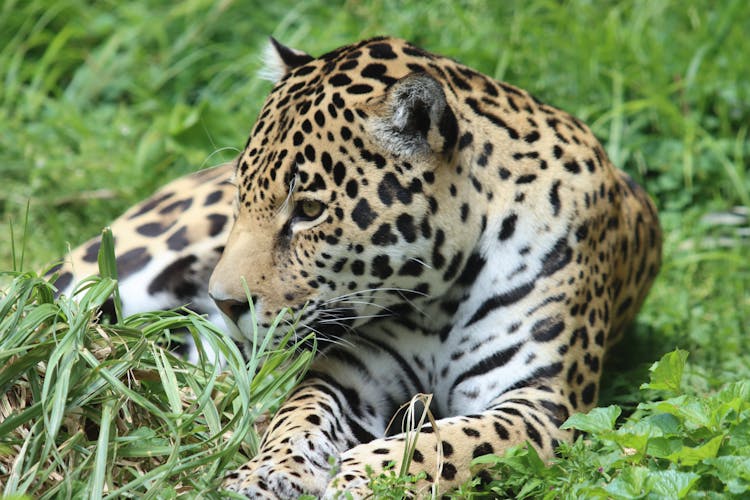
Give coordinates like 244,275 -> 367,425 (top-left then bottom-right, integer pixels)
368,72 -> 458,158
260,37 -> 314,82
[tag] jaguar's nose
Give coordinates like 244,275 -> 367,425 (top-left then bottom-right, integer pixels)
213,297 -> 250,325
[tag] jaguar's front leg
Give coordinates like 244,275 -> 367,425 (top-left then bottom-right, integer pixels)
222,377 -> 372,498
324,387 -> 575,498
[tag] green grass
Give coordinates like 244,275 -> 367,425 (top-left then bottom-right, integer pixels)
1,0 -> 749,497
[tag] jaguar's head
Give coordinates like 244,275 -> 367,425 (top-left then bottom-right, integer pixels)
208,37 -> 470,348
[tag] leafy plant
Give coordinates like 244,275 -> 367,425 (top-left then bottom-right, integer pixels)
462,350 -> 750,499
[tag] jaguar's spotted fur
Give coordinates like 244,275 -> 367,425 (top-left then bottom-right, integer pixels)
55,37 -> 661,498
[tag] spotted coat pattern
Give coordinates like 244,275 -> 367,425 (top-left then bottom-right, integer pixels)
51,165 -> 234,361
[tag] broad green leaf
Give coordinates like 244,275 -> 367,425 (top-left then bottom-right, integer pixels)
725,478 -> 750,496
562,405 -> 622,433
605,466 -> 652,499
716,381 -> 750,407
647,436 -> 683,458
729,418 -> 750,449
712,381 -> 750,427
642,396 -> 713,430
646,413 -> 682,435
640,349 -> 688,394
671,398 -> 713,430
610,431 -> 649,458
648,469 -> 699,498
666,434 -> 724,466
704,455 -> 750,483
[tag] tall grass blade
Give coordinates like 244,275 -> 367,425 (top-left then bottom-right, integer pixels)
96,227 -> 123,323
89,398 -> 115,500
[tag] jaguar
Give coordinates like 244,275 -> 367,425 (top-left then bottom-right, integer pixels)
51,164 -> 235,361
53,36 -> 662,498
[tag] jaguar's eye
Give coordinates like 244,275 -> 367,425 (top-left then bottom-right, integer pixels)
294,199 -> 325,221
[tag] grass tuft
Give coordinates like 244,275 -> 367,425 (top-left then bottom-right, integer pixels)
0,235 -> 312,498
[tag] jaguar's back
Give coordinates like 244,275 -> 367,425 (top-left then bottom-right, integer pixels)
50,164 -> 235,360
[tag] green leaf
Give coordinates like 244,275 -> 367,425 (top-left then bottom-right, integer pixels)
729,418 -> 750,449
647,436 -> 683,458
666,434 -> 724,466
562,405 -> 622,433
703,455 -> 750,491
646,413 -> 682,435
640,349 -> 688,394
516,477 -> 545,499
648,469 -> 699,498
605,466 -> 652,499
610,432 -> 649,458
470,453 -> 502,466
520,442 -> 549,475
641,396 -> 713,430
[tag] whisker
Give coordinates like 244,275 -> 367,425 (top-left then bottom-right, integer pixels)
322,286 -> 430,319
408,257 -> 433,270
317,313 -> 391,324
302,324 -> 356,349
325,299 -> 395,313
202,146 -> 242,169
322,286 -> 429,305
275,173 -> 299,217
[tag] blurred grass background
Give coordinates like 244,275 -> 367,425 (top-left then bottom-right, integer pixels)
1,0 -> 749,389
